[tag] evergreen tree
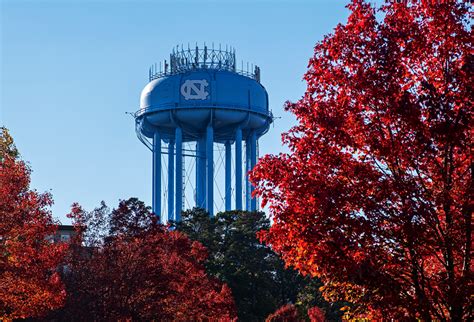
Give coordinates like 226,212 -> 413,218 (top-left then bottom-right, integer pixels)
174,209 -> 343,321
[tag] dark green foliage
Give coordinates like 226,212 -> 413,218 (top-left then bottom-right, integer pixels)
295,279 -> 346,321
173,208 -> 343,322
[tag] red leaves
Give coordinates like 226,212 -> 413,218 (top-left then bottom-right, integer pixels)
307,306 -> 326,322
1,154 -> 236,320
0,157 -> 67,319
250,0 -> 472,320
265,304 -> 327,322
265,304 -> 299,322
60,199 -> 236,320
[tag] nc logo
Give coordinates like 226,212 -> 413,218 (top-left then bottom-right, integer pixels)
181,79 -> 209,100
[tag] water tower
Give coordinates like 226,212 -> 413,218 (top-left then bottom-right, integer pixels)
134,44 -> 272,222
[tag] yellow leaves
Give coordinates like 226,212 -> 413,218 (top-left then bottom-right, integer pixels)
6,254 -> 18,265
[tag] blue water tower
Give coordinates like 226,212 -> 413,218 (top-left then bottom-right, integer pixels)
134,44 -> 272,222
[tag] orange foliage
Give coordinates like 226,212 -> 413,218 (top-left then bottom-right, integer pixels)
0,157 -> 66,319
251,0 -> 472,320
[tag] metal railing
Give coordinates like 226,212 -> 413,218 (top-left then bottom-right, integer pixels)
148,44 -> 261,83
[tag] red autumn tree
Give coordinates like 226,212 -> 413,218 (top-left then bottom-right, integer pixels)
265,304 -> 300,322
307,306 -> 326,322
251,1 -> 472,320
265,304 -> 327,322
54,198 -> 236,320
0,129 -> 66,319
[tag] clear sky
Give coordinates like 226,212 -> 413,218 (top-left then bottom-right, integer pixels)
1,0 -> 351,223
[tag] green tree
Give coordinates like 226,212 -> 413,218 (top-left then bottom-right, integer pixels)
295,279 -> 348,321
174,209 -> 343,321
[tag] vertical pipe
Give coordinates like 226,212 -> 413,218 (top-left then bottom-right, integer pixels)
196,138 -> 206,208
195,141 -> 199,206
245,137 -> 251,211
225,140 -> 232,211
175,127 -> 183,221
195,140 -> 201,207
250,131 -> 257,211
152,131 -> 161,221
167,139 -> 175,222
206,125 -> 214,216
235,128 -> 243,210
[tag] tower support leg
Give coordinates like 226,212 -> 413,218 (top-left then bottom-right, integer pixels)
152,131 -> 161,221
235,128 -> 243,210
196,138 -> 206,208
250,131 -> 257,211
225,141 -> 232,211
206,125 -> 214,216
245,138 -> 251,211
167,139 -> 175,222
175,127 -> 183,221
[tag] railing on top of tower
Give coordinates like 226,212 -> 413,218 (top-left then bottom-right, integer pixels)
148,44 -> 261,83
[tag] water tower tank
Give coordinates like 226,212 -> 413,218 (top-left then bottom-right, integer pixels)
135,44 -> 272,222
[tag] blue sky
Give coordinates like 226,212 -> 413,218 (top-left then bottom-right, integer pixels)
1,0 -> 350,223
